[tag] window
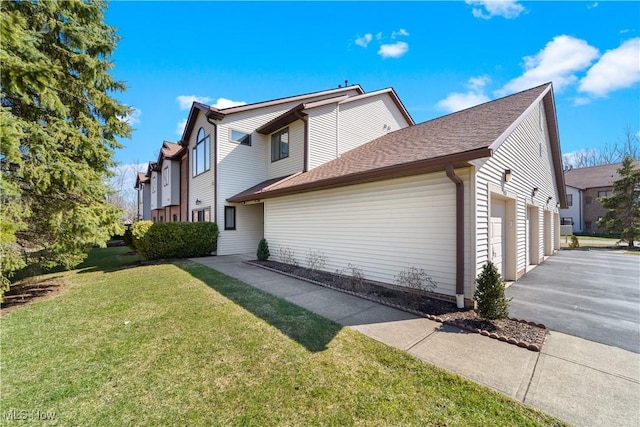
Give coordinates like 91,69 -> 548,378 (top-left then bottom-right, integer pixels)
271,127 -> 289,162
561,217 -> 573,225
192,208 -> 210,222
598,190 -> 611,198
585,221 -> 592,230
231,129 -> 252,146
152,175 -> 157,193
163,166 -> 169,186
159,215 -> 164,222
224,206 -> 236,230
192,127 -> 210,176
585,196 -> 592,205
566,194 -> 572,207
172,214 -> 178,222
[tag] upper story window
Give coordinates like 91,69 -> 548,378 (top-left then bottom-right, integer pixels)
597,190 -> 611,198
271,127 -> 289,162
163,166 -> 169,186
566,194 -> 572,207
193,127 -> 210,176
152,175 -> 157,193
231,129 -> 252,146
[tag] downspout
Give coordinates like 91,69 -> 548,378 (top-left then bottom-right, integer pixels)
295,111 -> 309,172
445,163 -> 465,308
206,116 -> 218,223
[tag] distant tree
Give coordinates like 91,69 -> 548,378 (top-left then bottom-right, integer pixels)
0,0 -> 131,292
597,156 -> 640,248
106,163 -> 146,224
563,126 -> 639,169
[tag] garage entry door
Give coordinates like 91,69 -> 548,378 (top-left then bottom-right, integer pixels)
490,199 -> 506,278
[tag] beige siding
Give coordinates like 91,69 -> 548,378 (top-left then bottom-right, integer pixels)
216,114 -> 268,254
308,104 -> 338,169
338,94 -> 411,154
161,159 -> 180,207
267,121 -> 305,179
219,203 -> 264,255
188,113 -> 216,218
264,171 -> 473,298
474,101 -> 561,279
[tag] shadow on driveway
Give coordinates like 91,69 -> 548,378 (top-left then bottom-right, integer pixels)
506,249 -> 640,353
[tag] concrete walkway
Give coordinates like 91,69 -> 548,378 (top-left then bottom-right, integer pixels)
192,255 -> 640,427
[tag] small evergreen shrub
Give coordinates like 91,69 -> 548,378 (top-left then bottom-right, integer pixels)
569,235 -> 580,248
474,261 -> 511,320
122,225 -> 134,248
132,221 -> 219,260
257,238 -> 270,261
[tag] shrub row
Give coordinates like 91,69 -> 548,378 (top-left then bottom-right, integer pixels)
131,221 -> 219,260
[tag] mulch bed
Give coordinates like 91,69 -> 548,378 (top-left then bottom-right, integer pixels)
1,277 -> 66,317
248,260 -> 546,352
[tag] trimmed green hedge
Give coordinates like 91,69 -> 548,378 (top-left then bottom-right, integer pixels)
131,221 -> 219,260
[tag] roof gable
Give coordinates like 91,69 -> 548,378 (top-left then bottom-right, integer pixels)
178,85 -> 365,145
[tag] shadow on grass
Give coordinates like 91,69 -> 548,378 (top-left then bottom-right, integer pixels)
175,261 -> 343,353
75,246 -> 144,275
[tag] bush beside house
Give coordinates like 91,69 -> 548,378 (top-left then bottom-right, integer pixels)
131,221 -> 219,260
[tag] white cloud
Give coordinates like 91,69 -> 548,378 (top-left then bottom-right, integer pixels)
355,33 -> 373,48
636,130 -> 640,138
176,95 -> 212,110
579,38 -> 640,97
587,2 -> 598,9
437,76 -> 491,113
176,118 -> 187,136
497,35 -> 599,96
391,28 -> 409,39
211,97 -> 246,109
572,97 -> 592,106
466,0 -> 525,19
118,107 -> 142,125
378,41 -> 409,59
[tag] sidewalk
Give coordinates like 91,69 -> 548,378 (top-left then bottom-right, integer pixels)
192,255 -> 640,427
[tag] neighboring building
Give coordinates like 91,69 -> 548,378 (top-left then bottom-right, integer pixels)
561,161 -> 640,234
229,83 -> 566,307
135,172 -> 151,221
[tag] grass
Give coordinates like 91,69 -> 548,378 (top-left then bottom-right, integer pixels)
1,247 -> 565,426
560,235 -> 625,248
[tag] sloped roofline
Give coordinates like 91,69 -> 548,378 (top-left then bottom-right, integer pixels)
178,85 -> 365,145
256,88 -> 415,135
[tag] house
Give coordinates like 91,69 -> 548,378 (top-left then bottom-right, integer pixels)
228,83 -> 566,307
135,172 -> 151,220
136,141 -> 189,222
178,84 -> 414,255
561,161 -> 640,234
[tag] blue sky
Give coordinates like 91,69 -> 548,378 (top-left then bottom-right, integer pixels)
106,1 -> 640,170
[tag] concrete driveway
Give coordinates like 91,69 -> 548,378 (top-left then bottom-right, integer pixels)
506,249 -> 640,353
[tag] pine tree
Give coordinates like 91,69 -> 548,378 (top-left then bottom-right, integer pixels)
598,156 -> 640,248
474,261 -> 510,320
0,1 -> 131,293
257,239 -> 270,261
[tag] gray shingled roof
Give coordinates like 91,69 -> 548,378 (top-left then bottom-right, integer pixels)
564,161 -> 640,189
229,83 -> 564,203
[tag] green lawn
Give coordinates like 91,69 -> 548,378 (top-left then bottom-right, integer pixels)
1,247 -> 565,426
